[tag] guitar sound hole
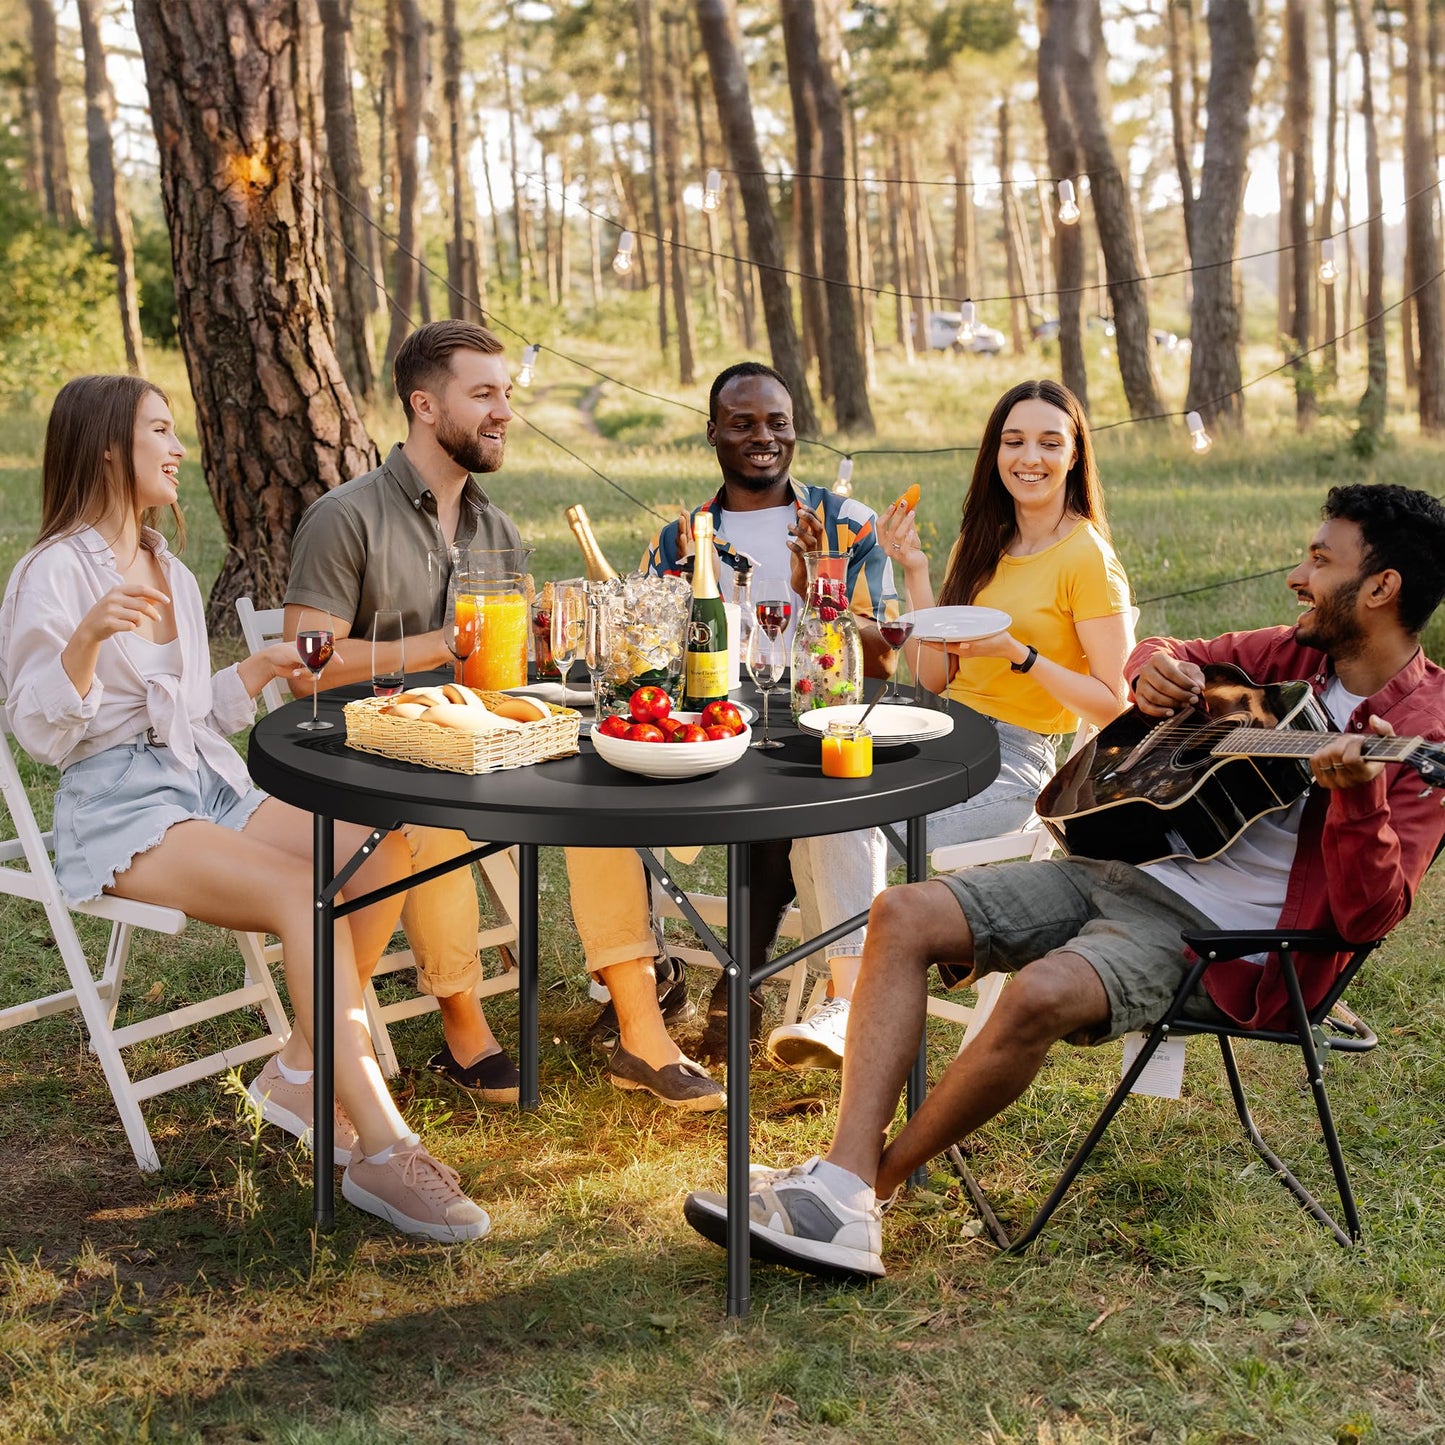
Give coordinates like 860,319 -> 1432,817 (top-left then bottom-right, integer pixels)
1170,712 -> 1260,770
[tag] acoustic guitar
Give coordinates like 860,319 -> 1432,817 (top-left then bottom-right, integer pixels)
1035,663 -> 1445,866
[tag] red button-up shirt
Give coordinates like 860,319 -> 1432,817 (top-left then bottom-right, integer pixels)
1127,627 -> 1445,1029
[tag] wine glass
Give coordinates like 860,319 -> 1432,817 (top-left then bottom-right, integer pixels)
877,615 -> 916,703
746,624 -> 787,750
753,579 -> 792,645
549,579 -> 588,695
443,576 -> 479,684
294,610 -> 336,731
371,609 -> 405,698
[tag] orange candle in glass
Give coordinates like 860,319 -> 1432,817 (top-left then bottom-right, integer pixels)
821,719 -> 873,778
463,589 -> 529,690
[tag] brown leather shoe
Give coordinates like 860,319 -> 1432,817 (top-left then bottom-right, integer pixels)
606,1045 -> 725,1111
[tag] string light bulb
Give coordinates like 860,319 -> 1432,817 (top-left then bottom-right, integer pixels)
1056,178 -> 1081,226
702,169 -> 721,212
959,300 -> 976,345
1319,238 -> 1338,286
1185,410 -> 1213,456
517,343 -> 539,387
612,231 -> 636,275
833,456 -> 854,498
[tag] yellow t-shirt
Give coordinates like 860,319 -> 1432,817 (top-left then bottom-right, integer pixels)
944,520 -> 1131,735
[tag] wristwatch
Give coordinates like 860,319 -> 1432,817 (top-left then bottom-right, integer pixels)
1010,644 -> 1039,674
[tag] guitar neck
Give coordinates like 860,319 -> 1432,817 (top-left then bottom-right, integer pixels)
1213,729 -> 1421,763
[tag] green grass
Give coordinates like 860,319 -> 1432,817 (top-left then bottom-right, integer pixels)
2,337 -> 1445,1442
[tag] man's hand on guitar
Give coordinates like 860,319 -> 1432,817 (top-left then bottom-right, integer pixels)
1312,714 -> 1394,791
1133,653 -> 1205,717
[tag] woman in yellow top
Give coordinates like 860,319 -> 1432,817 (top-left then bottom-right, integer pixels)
879,379 -> 1134,848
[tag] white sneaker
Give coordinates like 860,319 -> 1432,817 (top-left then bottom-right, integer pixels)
683,1156 -> 884,1278
767,996 -> 851,1071
342,1139 -> 491,1243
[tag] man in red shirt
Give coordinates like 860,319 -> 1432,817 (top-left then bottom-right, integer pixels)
684,483 -> 1445,1279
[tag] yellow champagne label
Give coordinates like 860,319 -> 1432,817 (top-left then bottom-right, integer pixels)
685,651 -> 729,698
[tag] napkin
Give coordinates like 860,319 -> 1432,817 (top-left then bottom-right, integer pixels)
507,681 -> 595,708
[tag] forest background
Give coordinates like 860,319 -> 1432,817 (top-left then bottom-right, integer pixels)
2,2 -> 1445,1442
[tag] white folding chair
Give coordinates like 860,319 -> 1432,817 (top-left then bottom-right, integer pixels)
0,715 -> 292,1171
236,598 -> 521,1076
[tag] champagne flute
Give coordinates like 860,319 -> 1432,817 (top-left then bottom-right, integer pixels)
371,609 -> 406,697
746,624 -> 787,750
877,615 -> 916,704
294,609 -> 336,731
549,579 -> 588,694
444,575 -> 479,684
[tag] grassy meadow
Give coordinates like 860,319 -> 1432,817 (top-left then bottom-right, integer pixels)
1,331 -> 1444,1443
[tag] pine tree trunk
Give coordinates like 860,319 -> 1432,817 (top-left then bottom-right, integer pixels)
27,0 -> 78,226
695,0 -> 819,435
1348,0 -> 1387,440
318,0 -> 378,404
903,143 -> 930,364
1165,0 -> 1196,260
1319,0 -> 1340,387
636,0 -> 670,360
690,61 -> 731,340
76,0 -> 144,377
950,132 -> 972,299
723,182 -> 756,349
886,141 -> 913,362
132,0 -> 377,628
1286,0 -> 1316,428
480,131 -> 507,289
383,0 -> 423,368
846,92 -> 876,387
502,31 -> 533,305
1184,0 -> 1256,432
1036,10 -> 1087,407
441,0 -> 482,321
1056,0 -> 1163,421
660,9 -> 696,387
1403,0 -> 1445,430
781,1 -> 828,398
998,100 -> 1027,356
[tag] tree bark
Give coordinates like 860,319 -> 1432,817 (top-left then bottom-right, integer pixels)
1183,0 -> 1256,433
1165,0 -> 1196,260
132,0 -> 377,628
886,142 -> 913,361
636,0 -> 670,360
1348,0 -> 1387,440
27,0 -> 78,226
695,0 -> 819,435
781,0 -> 828,398
441,0 -> 483,321
76,0 -> 144,376
997,99 -> 1026,356
1285,0 -> 1315,428
382,0 -> 423,368
1036,8 -> 1087,407
318,0 -> 378,405
1403,0 -> 1445,430
501,28 -> 533,304
802,0 -> 871,432
1319,0 -> 1340,386
950,131 -> 973,300
1053,0 -> 1163,421
689,57 -> 730,339
660,9 -> 696,385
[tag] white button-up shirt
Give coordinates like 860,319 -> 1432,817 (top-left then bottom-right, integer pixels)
0,526 -> 256,795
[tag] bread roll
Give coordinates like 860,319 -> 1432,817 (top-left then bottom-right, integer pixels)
382,701 -> 429,720
441,682 -> 488,708
491,696 -> 549,724
394,686 -> 448,707
421,702 -> 522,733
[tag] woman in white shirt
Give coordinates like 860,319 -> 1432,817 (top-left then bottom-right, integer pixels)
0,375 -> 489,1242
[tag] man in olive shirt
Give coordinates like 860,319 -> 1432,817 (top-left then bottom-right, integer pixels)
282,321 -> 722,1110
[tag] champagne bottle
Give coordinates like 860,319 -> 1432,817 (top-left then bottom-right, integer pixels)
565,504 -> 620,582
682,512 -> 729,710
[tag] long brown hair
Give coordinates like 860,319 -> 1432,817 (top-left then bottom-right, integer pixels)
35,375 -> 186,553
937,379 -> 1106,607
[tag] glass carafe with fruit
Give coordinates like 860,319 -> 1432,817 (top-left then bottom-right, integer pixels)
789,550 -> 862,721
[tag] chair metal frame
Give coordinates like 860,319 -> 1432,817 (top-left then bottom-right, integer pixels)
0,714 -> 292,1172
235,597 -> 520,1075
951,926 -> 1386,1252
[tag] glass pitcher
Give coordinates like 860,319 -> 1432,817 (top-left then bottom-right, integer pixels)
451,547 -> 534,691
790,549 -> 863,721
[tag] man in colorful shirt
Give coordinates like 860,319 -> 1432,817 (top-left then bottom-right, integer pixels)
643,361 -> 900,1067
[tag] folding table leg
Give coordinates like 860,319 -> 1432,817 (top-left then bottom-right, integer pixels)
726,841 -> 752,1319
313,813 -> 335,1229
905,814 -> 929,1187
518,844 -> 539,1111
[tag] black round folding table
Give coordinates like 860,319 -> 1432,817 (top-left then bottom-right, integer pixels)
248,680 -> 998,1316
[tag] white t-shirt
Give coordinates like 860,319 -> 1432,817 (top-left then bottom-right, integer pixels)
1143,676 -> 1365,938
719,504 -> 802,650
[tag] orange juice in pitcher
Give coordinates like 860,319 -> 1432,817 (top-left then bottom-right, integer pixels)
463,587 -> 529,689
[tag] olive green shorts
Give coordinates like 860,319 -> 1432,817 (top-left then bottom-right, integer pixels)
935,857 -> 1232,1044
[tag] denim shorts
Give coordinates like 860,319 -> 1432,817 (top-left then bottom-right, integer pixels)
925,718 -> 1061,850
935,856 -> 1230,1043
54,740 -> 268,905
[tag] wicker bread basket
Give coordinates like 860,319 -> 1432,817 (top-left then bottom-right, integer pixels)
343,691 -> 581,775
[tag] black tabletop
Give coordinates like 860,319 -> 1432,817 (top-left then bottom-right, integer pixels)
247,680 -> 1000,848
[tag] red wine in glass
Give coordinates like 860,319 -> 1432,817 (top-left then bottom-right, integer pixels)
295,628 -> 335,730
755,600 -> 791,639
878,618 -> 915,703
372,673 -> 405,698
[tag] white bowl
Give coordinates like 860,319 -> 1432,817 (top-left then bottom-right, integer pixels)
591,712 -> 752,779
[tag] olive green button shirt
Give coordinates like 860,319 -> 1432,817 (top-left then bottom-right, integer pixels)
285,442 -> 522,638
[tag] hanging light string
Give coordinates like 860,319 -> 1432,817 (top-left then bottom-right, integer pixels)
321,176 -> 1443,465
717,165 -> 1080,188
522,170 -> 1442,312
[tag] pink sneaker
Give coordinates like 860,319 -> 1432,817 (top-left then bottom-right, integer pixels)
342,1139 -> 491,1242
246,1056 -> 359,1166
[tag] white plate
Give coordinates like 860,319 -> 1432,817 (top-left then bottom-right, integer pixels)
896,606 -> 1011,643
796,703 -> 955,749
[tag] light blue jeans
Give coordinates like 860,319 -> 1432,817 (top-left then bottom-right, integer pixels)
924,718 -> 1061,851
789,827 -> 887,971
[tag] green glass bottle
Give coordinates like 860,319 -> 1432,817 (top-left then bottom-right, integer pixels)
682,512 -> 729,710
